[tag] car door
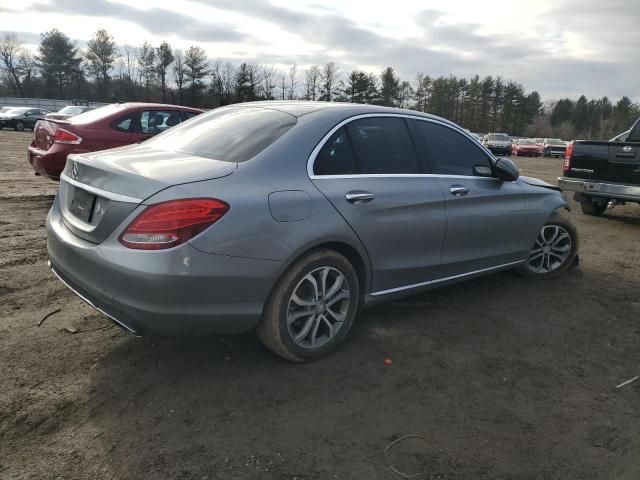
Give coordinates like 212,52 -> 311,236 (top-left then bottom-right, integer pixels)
310,116 -> 446,293
412,119 -> 529,277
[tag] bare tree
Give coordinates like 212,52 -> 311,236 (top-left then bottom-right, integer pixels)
287,63 -> 298,100
304,65 -> 321,100
172,49 -> 185,104
0,34 -> 26,97
320,62 -> 339,101
279,71 -> 287,100
260,65 -> 277,100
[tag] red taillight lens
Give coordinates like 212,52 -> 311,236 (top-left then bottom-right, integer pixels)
563,142 -> 574,173
54,128 -> 82,144
119,198 -> 229,250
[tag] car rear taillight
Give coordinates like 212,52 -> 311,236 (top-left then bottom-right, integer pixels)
119,198 -> 229,250
563,142 -> 574,173
54,128 -> 82,144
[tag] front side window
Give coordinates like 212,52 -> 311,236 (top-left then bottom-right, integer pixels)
313,127 -> 357,175
346,117 -> 420,174
414,120 -> 492,176
140,110 -> 181,134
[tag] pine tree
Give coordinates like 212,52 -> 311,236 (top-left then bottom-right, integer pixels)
37,28 -> 83,98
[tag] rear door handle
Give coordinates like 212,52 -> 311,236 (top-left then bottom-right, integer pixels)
449,185 -> 470,196
345,191 -> 375,203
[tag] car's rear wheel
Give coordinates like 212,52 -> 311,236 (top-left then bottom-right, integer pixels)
14,121 -> 24,131
517,213 -> 578,279
257,249 -> 360,362
580,199 -> 607,216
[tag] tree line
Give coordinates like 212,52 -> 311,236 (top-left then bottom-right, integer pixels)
1,29 -> 638,139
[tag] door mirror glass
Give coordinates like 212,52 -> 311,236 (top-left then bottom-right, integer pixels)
492,157 -> 519,181
473,164 -> 493,177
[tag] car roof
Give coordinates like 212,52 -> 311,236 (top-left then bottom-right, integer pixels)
114,102 -> 203,112
223,100 -> 463,128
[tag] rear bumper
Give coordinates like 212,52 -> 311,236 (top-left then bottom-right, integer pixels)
28,144 -> 69,179
47,196 -> 282,336
558,177 -> 640,202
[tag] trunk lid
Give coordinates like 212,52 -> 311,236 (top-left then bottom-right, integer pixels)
570,140 -> 640,185
34,119 -> 71,150
59,144 -> 236,243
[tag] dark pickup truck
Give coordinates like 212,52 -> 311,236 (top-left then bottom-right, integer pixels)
558,117 -> 640,215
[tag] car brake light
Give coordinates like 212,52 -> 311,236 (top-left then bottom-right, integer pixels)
563,142 -> 574,173
119,198 -> 229,250
54,128 -> 82,144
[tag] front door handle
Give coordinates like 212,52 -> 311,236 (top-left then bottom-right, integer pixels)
449,185 -> 470,196
345,191 -> 375,204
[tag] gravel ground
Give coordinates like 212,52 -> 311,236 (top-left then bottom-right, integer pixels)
0,129 -> 638,479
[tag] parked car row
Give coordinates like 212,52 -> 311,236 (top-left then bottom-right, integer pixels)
34,100 -> 580,361
0,104 -> 100,131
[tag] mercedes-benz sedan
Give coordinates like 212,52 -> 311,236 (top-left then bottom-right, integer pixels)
47,101 -> 579,362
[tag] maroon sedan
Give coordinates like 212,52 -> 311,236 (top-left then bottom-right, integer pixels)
28,102 -> 202,179
511,138 -> 541,157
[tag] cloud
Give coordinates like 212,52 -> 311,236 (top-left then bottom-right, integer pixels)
3,0 -> 639,100
39,0 -> 248,43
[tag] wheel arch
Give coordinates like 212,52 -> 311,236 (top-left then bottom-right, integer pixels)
272,238 -> 372,299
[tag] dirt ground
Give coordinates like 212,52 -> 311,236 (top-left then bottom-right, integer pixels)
0,129 -> 638,480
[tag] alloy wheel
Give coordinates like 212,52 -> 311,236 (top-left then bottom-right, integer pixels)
526,225 -> 572,274
15,121 -> 24,131
286,266 -> 350,349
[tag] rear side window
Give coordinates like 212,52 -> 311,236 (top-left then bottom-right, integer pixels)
347,118 -> 419,174
414,120 -> 491,176
313,127 -> 357,175
146,107 -> 296,162
112,115 -> 133,132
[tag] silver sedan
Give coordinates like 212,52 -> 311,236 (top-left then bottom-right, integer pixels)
47,101 -> 578,361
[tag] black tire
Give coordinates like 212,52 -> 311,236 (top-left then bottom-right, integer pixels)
516,212 -> 579,279
14,121 -> 24,131
580,199 -> 607,216
256,249 -> 360,362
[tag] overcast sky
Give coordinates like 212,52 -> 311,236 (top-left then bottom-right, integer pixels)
1,0 -> 638,101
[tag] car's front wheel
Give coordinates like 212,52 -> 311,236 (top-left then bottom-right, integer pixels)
257,249 -> 360,362
517,213 -> 578,279
14,121 -> 24,131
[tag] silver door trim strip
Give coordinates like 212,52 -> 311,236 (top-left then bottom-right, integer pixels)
369,260 -> 526,297
307,112 -> 495,179
61,173 -> 143,204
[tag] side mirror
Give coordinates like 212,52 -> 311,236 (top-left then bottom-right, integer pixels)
492,157 -> 519,181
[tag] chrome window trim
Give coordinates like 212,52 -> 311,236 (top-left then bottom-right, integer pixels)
61,173 -> 143,204
307,112 -> 495,179
369,259 -> 526,297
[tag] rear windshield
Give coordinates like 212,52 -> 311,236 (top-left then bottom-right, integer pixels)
519,139 -> 535,144
58,106 -> 86,115
547,139 -> 564,145
145,107 -> 297,162
488,134 -> 510,141
71,104 -> 124,124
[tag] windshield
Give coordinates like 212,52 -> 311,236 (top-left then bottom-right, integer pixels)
146,107 -> 297,162
488,134 -> 510,141
547,139 -> 564,145
70,104 -> 122,124
6,107 -> 29,115
519,139 -> 535,145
